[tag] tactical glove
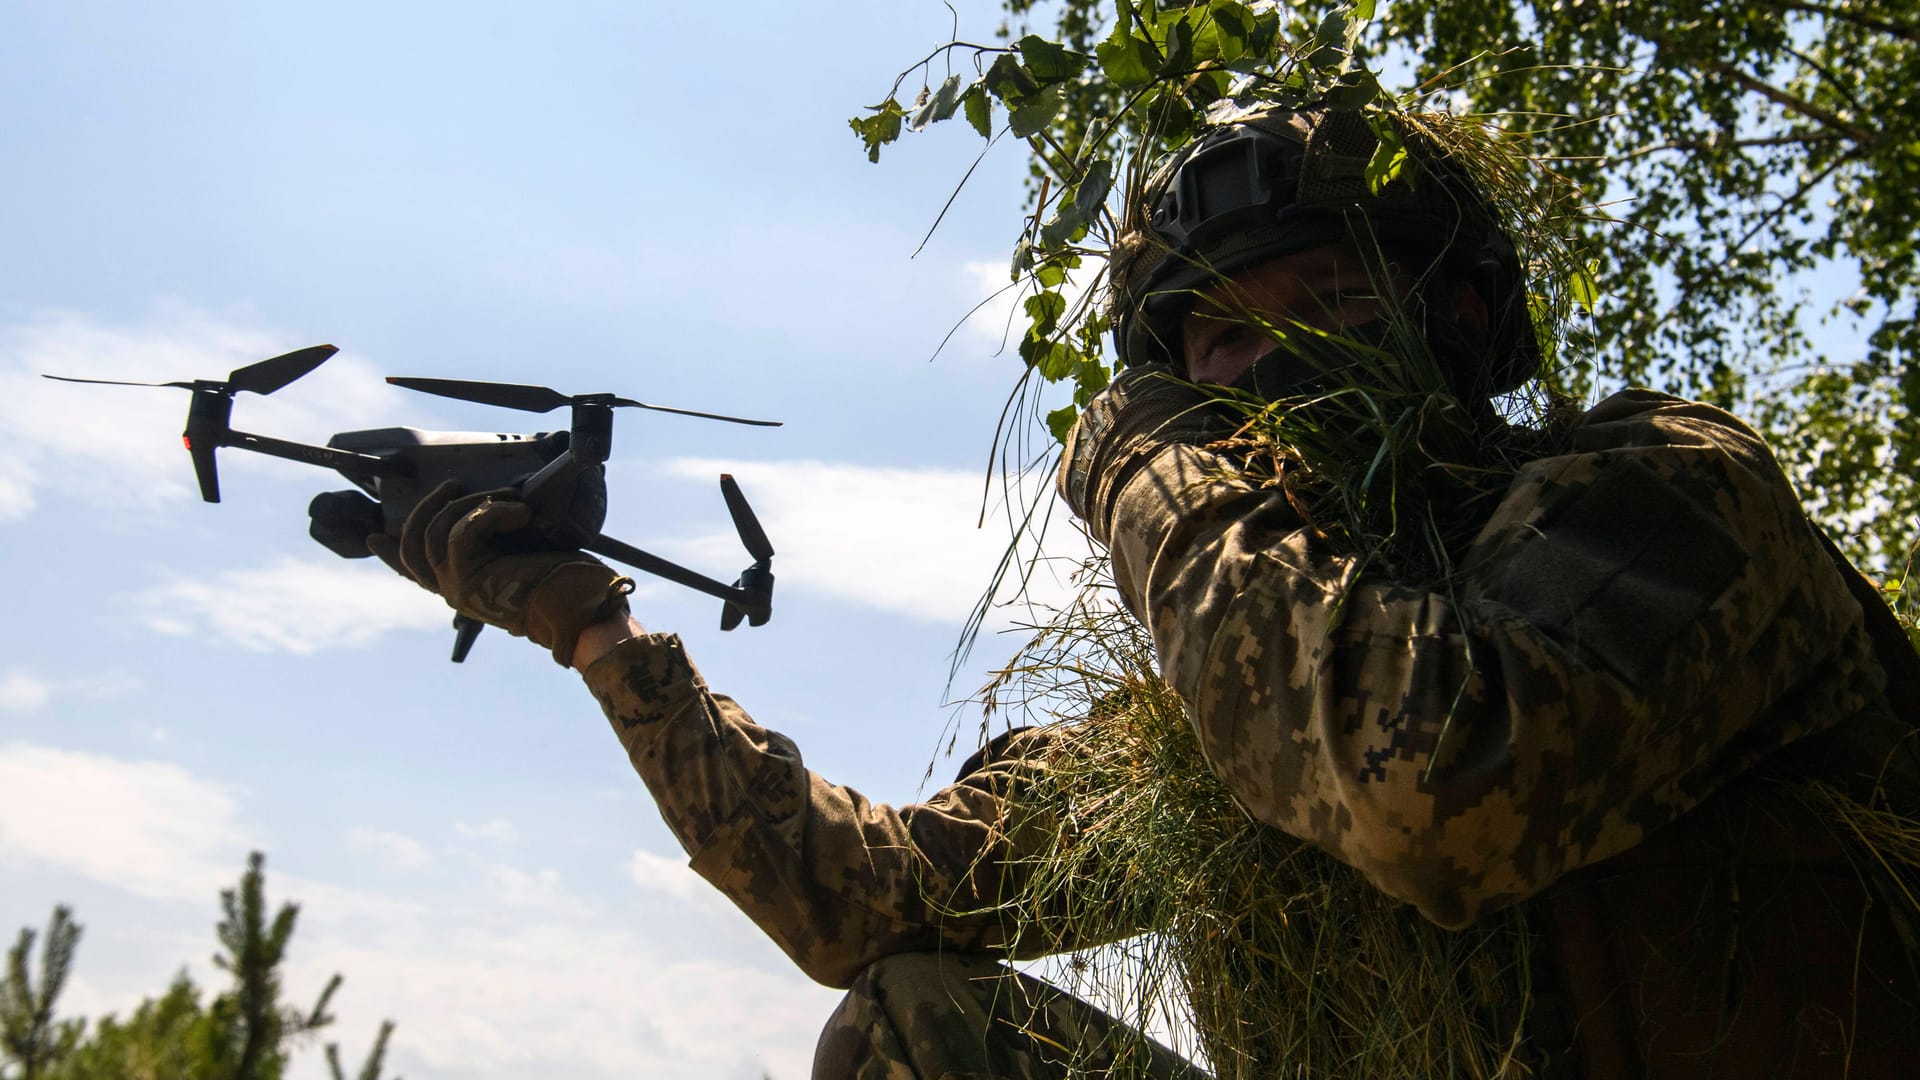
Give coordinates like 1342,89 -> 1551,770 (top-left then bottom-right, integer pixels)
367,480 -> 633,668
1058,364 -> 1233,545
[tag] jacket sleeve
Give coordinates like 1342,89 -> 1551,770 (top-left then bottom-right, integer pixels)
1076,387 -> 1887,928
581,633 -> 1066,987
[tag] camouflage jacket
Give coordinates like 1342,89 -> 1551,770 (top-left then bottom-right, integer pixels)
583,388 -> 1887,984
1065,385 -> 1886,927
585,635 -> 1057,987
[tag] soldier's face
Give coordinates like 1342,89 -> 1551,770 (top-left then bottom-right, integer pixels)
1180,244 -> 1408,386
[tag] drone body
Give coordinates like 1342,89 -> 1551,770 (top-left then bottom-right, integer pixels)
46,346 -> 780,659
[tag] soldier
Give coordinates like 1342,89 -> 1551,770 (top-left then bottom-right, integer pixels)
372,104 -> 1920,1077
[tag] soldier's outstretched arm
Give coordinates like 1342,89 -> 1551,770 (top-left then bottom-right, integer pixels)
374,485 -> 1086,988
580,628 -> 1076,987
1062,375 -> 1888,928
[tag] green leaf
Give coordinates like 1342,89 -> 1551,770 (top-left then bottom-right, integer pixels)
1073,158 -> 1114,220
1248,5 -> 1282,52
848,99 -> 905,163
1364,130 -> 1409,193
1096,25 -> 1157,88
1570,261 -> 1601,310
1160,14 -> 1195,73
1074,357 -> 1111,399
1324,69 -> 1381,109
1036,262 -> 1068,288
910,75 -> 964,131
984,53 -> 1041,104
1034,340 -> 1076,380
1017,34 -> 1091,81
1009,83 -> 1065,138
1047,404 -> 1081,443
962,84 -> 993,139
1208,0 -> 1253,62
1024,289 -> 1068,336
1010,237 -> 1036,280
1354,0 -> 1378,19
1307,42 -> 1346,69
1315,10 -> 1349,49
1040,201 -> 1084,249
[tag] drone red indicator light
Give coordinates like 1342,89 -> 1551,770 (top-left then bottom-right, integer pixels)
182,435 -> 193,450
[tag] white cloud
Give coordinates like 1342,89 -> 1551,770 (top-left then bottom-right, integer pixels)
629,847 -> 707,905
0,308 -> 443,518
660,458 -> 1092,626
0,669 -> 141,714
479,862 -> 590,919
131,555 -> 448,653
0,460 -> 36,521
453,818 -> 520,843
0,671 -> 52,712
0,742 -> 256,902
291,918 -> 835,1080
958,259 -> 1103,356
347,827 -> 434,872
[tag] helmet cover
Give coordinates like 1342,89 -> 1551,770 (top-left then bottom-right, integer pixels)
1110,106 -> 1541,395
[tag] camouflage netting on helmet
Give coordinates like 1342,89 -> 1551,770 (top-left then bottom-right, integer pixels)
1106,102 -> 1592,393
1096,105 -> 1600,585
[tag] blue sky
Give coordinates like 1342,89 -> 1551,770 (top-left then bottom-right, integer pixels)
0,3 -> 1089,1076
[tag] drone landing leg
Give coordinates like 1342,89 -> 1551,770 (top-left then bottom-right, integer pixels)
450,615 -> 485,662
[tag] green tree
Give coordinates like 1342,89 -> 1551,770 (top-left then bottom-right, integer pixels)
854,0 -> 1919,575
0,907 -> 84,1079
1,853 -> 400,1080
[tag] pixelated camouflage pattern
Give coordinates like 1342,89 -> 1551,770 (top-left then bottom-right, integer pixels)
812,952 -> 1204,1080
582,638 -> 1071,987
1065,386 -> 1889,928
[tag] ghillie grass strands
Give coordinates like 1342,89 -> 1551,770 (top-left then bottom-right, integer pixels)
981,599 -> 1538,1079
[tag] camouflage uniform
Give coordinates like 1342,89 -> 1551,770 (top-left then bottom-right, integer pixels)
585,387 -> 1918,1077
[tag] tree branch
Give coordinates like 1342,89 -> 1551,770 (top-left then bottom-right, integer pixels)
1698,58 -> 1875,145
1779,1 -> 1920,45
1780,42 -> 1864,118
1605,130 -> 1843,164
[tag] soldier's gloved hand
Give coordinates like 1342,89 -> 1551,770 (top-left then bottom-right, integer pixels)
1058,363 -> 1233,545
367,480 -> 634,668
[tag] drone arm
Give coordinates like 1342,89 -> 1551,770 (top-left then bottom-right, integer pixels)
225,429 -> 413,477
583,533 -> 751,607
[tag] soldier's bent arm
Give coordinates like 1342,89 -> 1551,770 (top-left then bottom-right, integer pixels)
581,633 -> 1073,987
1075,386 -> 1888,928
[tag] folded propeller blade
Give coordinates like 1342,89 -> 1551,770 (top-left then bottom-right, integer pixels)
389,376 -> 780,427
720,474 -> 774,562
228,344 -> 338,396
44,343 -> 337,396
41,375 -> 196,389
615,399 -> 783,427
385,377 -> 573,413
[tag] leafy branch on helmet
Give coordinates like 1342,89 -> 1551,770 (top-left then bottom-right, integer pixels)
856,0 -> 1920,580
852,0 -> 1595,613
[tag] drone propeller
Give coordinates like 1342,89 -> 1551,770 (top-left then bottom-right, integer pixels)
40,374 -> 197,389
227,344 -> 339,396
385,376 -> 781,427
718,473 -> 774,631
44,344 -> 340,503
42,344 -> 339,397
720,473 -> 774,563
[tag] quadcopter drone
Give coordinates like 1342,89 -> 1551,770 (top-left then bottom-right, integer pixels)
46,344 -> 780,661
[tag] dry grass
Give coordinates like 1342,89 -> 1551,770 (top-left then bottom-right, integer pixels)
975,598 -> 1539,1078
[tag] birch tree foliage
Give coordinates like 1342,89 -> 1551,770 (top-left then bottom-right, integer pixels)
851,0 -> 1920,577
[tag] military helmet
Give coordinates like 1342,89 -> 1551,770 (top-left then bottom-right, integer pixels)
1110,105 -> 1542,395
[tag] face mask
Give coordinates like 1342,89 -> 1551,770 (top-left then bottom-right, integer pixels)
1225,318 -> 1405,401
